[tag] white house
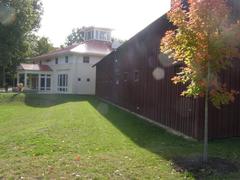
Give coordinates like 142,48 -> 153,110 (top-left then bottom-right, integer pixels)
17,27 -> 114,94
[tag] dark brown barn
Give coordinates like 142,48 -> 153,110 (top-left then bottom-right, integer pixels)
94,1 -> 240,140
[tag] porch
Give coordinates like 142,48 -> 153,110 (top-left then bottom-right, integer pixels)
17,64 -> 53,93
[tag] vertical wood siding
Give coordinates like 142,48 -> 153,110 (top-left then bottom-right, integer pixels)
95,15 -> 240,140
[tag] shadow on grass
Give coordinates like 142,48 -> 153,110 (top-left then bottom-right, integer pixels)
87,98 -> 240,179
24,93 -> 92,108
4,93 -> 240,178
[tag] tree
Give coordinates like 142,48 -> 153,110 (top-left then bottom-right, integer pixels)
36,37 -> 55,55
0,0 -> 43,88
65,27 -> 84,46
27,35 -> 55,57
24,34 -> 55,58
161,0 -> 240,162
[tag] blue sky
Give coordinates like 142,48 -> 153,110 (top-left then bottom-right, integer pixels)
37,0 -> 171,47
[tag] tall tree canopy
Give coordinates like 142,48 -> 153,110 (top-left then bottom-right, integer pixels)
65,27 -> 84,46
161,0 -> 240,161
36,37 -> 55,55
26,34 -> 55,57
0,0 -> 43,87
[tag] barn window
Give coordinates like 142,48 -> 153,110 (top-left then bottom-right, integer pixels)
174,64 -> 181,74
78,78 -> 81,82
123,72 -> 129,82
87,78 -> 90,82
134,71 -> 140,82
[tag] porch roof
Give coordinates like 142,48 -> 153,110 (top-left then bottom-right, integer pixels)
18,63 -> 53,72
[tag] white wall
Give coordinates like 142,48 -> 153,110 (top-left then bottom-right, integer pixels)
72,54 -> 103,95
42,54 -> 74,94
41,53 -> 104,95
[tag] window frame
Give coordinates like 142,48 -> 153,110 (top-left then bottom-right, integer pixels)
57,74 -> 68,92
83,56 -> 90,63
55,57 -> 58,64
134,70 -> 140,82
123,72 -> 129,82
40,74 -> 51,91
65,56 -> 69,63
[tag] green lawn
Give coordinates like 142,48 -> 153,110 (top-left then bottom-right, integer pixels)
0,93 -> 239,179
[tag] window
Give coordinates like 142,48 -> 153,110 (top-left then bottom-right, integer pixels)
134,71 -> 140,82
107,32 -> 111,41
95,31 -> 99,40
65,56 -> 69,63
174,64 -> 181,74
78,78 -> 81,82
46,75 -> 51,90
40,74 -> 45,91
57,74 -> 68,92
115,73 -> 120,85
55,57 -> 58,64
123,72 -> 129,82
40,74 -> 51,91
46,59 -> 50,62
83,56 -> 90,63
86,78 -> 90,82
86,31 -> 93,40
39,61 -> 42,65
99,31 -> 107,41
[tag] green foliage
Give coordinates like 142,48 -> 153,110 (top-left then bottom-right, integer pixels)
0,0 -> 43,86
25,34 -> 55,57
161,0 -> 240,108
36,37 -> 55,55
65,27 -> 84,46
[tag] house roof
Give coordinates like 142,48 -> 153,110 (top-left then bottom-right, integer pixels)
31,40 -> 112,61
18,63 -> 53,72
71,40 -> 112,55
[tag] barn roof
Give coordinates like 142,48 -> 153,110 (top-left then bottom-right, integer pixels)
92,14 -> 170,67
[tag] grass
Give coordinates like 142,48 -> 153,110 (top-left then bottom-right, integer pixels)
0,93 -> 239,179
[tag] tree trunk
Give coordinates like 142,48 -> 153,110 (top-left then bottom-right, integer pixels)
2,66 -> 6,90
203,61 -> 210,162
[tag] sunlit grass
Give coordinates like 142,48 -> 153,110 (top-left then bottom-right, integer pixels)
0,93 -> 239,179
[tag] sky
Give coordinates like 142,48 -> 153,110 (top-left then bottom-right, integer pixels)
37,0 -> 171,47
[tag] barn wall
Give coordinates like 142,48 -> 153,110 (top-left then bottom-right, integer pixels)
96,16 -> 202,139
96,13 -> 240,140
207,60 -> 240,139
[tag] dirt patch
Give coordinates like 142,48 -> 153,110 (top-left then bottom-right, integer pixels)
172,156 -> 239,179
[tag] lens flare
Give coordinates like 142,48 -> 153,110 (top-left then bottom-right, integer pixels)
97,103 -> 109,115
0,5 -> 16,26
158,53 -> 174,67
152,67 -> 165,80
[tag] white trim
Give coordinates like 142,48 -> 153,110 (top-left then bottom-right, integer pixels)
24,73 -> 27,87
